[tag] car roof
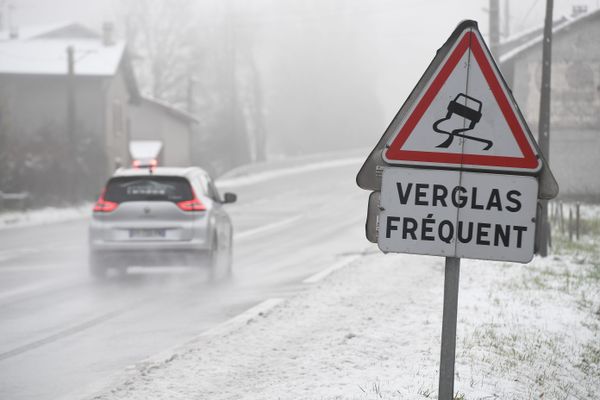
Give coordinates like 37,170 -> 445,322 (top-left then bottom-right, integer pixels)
112,167 -> 208,179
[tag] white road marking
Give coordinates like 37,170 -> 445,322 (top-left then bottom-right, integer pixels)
235,215 -> 303,240
0,244 -> 81,263
0,247 -> 43,263
0,277 -> 78,301
302,255 -> 361,284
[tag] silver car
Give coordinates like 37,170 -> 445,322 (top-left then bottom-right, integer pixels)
89,167 -> 236,278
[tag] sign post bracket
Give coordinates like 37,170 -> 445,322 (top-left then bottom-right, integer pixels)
438,256 -> 460,400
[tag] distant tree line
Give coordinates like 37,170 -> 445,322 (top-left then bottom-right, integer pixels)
119,0 -> 383,175
0,118 -> 104,207
121,0 -> 266,175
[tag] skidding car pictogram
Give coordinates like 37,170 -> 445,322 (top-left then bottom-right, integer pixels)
432,93 -> 492,150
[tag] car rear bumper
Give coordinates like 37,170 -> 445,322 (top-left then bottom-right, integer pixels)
89,238 -> 211,252
89,247 -> 210,267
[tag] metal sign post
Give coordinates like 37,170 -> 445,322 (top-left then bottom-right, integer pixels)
438,257 -> 460,400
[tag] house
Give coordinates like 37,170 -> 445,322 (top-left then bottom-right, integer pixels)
0,22 -> 137,198
499,9 -> 600,200
0,22 -> 198,203
129,97 -> 198,167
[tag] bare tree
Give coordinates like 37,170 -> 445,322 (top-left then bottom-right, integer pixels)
122,0 -> 198,106
120,0 -> 266,171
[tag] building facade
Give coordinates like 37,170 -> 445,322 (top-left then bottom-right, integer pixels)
0,23 -> 198,204
129,97 -> 197,167
500,10 -> 600,200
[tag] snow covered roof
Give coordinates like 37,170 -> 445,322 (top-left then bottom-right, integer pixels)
0,22 -> 126,76
498,16 -> 568,57
0,39 -> 126,76
500,8 -> 600,64
0,22 -> 99,41
141,97 -> 199,124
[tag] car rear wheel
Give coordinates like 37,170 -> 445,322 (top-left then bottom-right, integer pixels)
209,232 -> 232,281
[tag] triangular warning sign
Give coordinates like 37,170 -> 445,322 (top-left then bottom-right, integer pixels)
383,22 -> 541,173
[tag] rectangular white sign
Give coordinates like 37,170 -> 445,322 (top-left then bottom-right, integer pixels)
378,167 -> 538,263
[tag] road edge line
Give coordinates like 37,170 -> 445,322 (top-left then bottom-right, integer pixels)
138,298 -> 284,368
302,254 -> 362,284
85,298 -> 285,400
235,216 -> 302,241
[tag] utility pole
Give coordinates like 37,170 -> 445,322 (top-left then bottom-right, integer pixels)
66,46 -> 77,201
186,76 -> 196,166
226,0 -> 238,165
489,0 -> 501,58
538,0 -> 554,257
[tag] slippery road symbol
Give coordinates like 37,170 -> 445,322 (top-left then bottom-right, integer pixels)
432,93 -> 493,150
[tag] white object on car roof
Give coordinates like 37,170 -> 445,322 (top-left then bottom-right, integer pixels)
129,140 -> 163,161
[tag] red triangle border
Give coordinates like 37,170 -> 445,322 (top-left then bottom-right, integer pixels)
384,30 -> 540,171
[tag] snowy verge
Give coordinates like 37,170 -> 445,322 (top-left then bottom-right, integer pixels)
0,203 -> 92,230
92,233 -> 600,399
217,156 -> 363,189
217,148 -> 367,182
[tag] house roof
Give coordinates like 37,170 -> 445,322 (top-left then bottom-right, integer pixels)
0,39 -> 126,76
141,97 -> 199,124
0,22 -> 100,41
498,16 -> 568,57
0,22 -> 140,99
0,22 -> 127,76
500,8 -> 600,63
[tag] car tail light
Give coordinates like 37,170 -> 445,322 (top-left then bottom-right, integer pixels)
93,188 -> 118,213
177,191 -> 206,212
132,159 -> 158,168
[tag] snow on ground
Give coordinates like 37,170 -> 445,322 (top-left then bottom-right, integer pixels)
0,203 -> 91,230
94,211 -> 600,400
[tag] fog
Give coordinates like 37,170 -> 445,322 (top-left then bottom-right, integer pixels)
4,0 -> 585,169
1,1 -> 599,399
2,0 -> 596,187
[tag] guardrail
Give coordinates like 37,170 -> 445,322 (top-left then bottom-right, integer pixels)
0,191 -> 31,211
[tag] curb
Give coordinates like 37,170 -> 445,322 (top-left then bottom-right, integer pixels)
88,298 -> 284,399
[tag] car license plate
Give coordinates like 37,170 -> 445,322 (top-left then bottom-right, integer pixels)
129,229 -> 166,238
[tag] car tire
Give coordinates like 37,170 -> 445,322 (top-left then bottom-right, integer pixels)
208,236 -> 219,280
209,232 -> 233,281
224,228 -> 233,278
89,253 -> 108,279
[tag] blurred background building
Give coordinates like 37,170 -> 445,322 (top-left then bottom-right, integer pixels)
500,7 -> 600,200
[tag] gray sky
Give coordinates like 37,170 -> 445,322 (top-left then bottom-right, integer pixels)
6,0 -> 599,132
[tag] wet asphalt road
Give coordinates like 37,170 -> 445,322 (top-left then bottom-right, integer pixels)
0,157 -> 369,400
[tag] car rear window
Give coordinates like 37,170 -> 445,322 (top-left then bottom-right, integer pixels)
104,176 -> 193,203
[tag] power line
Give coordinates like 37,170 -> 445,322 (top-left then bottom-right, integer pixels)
518,0 -> 541,29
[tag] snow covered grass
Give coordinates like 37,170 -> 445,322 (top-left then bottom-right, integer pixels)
0,203 -> 91,230
451,204 -> 600,399
94,207 -> 600,400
